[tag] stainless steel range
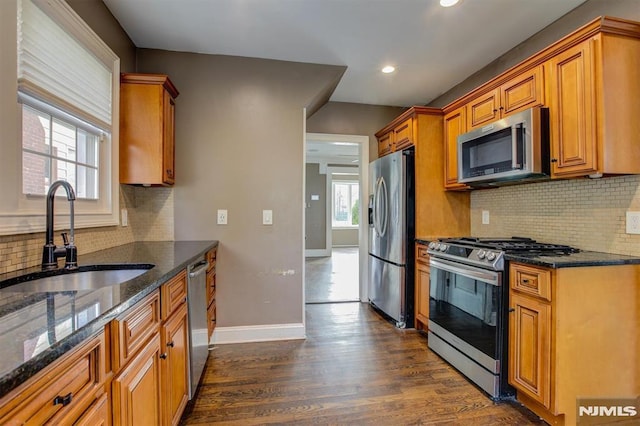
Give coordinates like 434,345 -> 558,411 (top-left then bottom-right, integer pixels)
426,237 -> 577,399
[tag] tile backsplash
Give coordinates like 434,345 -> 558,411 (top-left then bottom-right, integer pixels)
0,185 -> 174,274
471,175 -> 640,256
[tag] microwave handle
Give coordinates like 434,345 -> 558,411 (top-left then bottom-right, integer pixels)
512,123 -> 523,169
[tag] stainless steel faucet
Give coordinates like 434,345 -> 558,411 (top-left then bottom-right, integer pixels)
42,180 -> 78,270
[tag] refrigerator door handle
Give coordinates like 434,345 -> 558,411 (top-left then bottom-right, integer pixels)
377,176 -> 388,237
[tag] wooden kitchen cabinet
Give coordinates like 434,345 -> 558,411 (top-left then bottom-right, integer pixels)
414,243 -> 430,330
206,247 -> 218,340
508,262 -> 640,426
0,333 -> 107,425
120,73 -> 180,186
375,117 -> 414,157
112,333 -> 163,426
160,302 -> 189,426
377,131 -> 393,157
443,107 -> 468,190
467,66 -> 544,130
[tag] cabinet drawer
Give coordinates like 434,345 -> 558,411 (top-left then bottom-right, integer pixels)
510,263 -> 551,301
74,393 -> 108,426
0,334 -> 105,425
112,290 -> 161,371
393,117 -> 413,150
162,270 -> 187,320
206,247 -> 217,272
416,244 -> 430,265
207,301 -> 216,339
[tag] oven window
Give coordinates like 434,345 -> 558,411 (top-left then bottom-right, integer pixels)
429,266 -> 500,358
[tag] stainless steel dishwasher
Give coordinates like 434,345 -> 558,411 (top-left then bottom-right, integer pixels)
187,256 -> 209,399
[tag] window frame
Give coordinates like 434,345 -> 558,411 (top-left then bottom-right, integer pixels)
0,0 -> 120,235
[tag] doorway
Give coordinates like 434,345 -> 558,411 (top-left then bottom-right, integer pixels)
304,133 -> 369,304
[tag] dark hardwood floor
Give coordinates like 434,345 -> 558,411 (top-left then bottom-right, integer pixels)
181,302 -> 543,425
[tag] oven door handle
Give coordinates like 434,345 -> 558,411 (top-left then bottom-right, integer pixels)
429,258 -> 501,286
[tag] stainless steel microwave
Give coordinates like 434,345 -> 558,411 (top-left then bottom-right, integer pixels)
457,106 -> 550,186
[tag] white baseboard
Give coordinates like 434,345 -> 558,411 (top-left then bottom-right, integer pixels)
210,323 -> 306,344
305,249 -> 330,257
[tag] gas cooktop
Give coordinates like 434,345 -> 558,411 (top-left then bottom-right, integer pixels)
427,236 -> 580,271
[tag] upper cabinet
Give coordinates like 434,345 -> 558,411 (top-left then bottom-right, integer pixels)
375,116 -> 414,157
467,66 -> 544,130
443,16 -> 640,187
120,73 -> 180,186
443,107 -> 468,190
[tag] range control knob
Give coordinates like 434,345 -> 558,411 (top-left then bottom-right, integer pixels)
477,250 -> 486,259
434,243 -> 441,251
439,244 -> 448,252
486,251 -> 497,261
428,242 -> 436,250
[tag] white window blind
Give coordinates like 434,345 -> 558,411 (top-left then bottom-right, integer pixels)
17,0 -> 113,131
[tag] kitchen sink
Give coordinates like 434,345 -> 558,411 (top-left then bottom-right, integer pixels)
1,264 -> 155,293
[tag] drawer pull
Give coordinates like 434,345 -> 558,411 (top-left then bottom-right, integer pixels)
167,341 -> 175,348
53,393 -> 73,406
522,279 -> 530,283
160,353 -> 168,360
508,308 -> 515,313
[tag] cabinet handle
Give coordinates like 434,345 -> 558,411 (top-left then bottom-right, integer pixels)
211,319 -> 216,323
53,393 -> 73,406
551,158 -> 558,163
508,308 -> 515,313
499,106 -> 504,110
167,341 -> 175,348
522,279 -> 530,283
160,353 -> 168,359
166,169 -> 173,177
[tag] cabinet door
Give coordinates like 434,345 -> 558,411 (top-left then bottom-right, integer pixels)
414,260 -> 430,329
501,66 -> 544,116
377,131 -> 393,157
443,107 -> 468,190
161,303 -> 189,426
547,39 -> 597,177
509,292 -> 551,409
393,117 -> 413,151
163,92 -> 176,185
112,334 -> 163,426
467,88 -> 499,129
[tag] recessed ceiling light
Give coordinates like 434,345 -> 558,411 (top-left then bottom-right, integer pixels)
381,66 -> 395,74
440,0 -> 459,7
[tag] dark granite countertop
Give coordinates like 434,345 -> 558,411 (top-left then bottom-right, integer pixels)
0,240 -> 217,399
505,250 -> 640,268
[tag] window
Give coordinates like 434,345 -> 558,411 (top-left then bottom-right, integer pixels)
22,103 -> 100,200
0,0 -> 121,235
332,181 -> 359,228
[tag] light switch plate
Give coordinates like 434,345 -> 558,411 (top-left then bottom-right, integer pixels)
263,209 -> 273,225
217,209 -> 228,225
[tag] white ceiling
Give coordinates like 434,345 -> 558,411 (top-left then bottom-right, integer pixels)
103,0 -> 587,107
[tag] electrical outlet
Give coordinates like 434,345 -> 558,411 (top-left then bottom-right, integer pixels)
626,211 -> 640,234
217,209 -> 228,225
120,208 -> 128,227
482,210 -> 490,225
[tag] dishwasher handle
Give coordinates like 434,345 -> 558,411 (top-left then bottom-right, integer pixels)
189,260 -> 209,278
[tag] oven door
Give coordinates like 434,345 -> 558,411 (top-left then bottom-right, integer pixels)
428,258 -> 503,368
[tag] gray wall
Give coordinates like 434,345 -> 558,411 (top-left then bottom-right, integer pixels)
136,49 -> 345,327
307,102 -> 407,162
429,0 -> 640,107
305,163 -> 326,250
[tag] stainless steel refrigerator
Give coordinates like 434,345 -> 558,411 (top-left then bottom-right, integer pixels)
368,149 -> 414,328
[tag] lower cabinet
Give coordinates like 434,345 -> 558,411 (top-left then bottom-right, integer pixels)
0,333 -> 107,425
508,262 -> 640,426
112,333 -> 163,426
161,302 -> 190,426
75,393 -> 109,426
414,243 -> 430,330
